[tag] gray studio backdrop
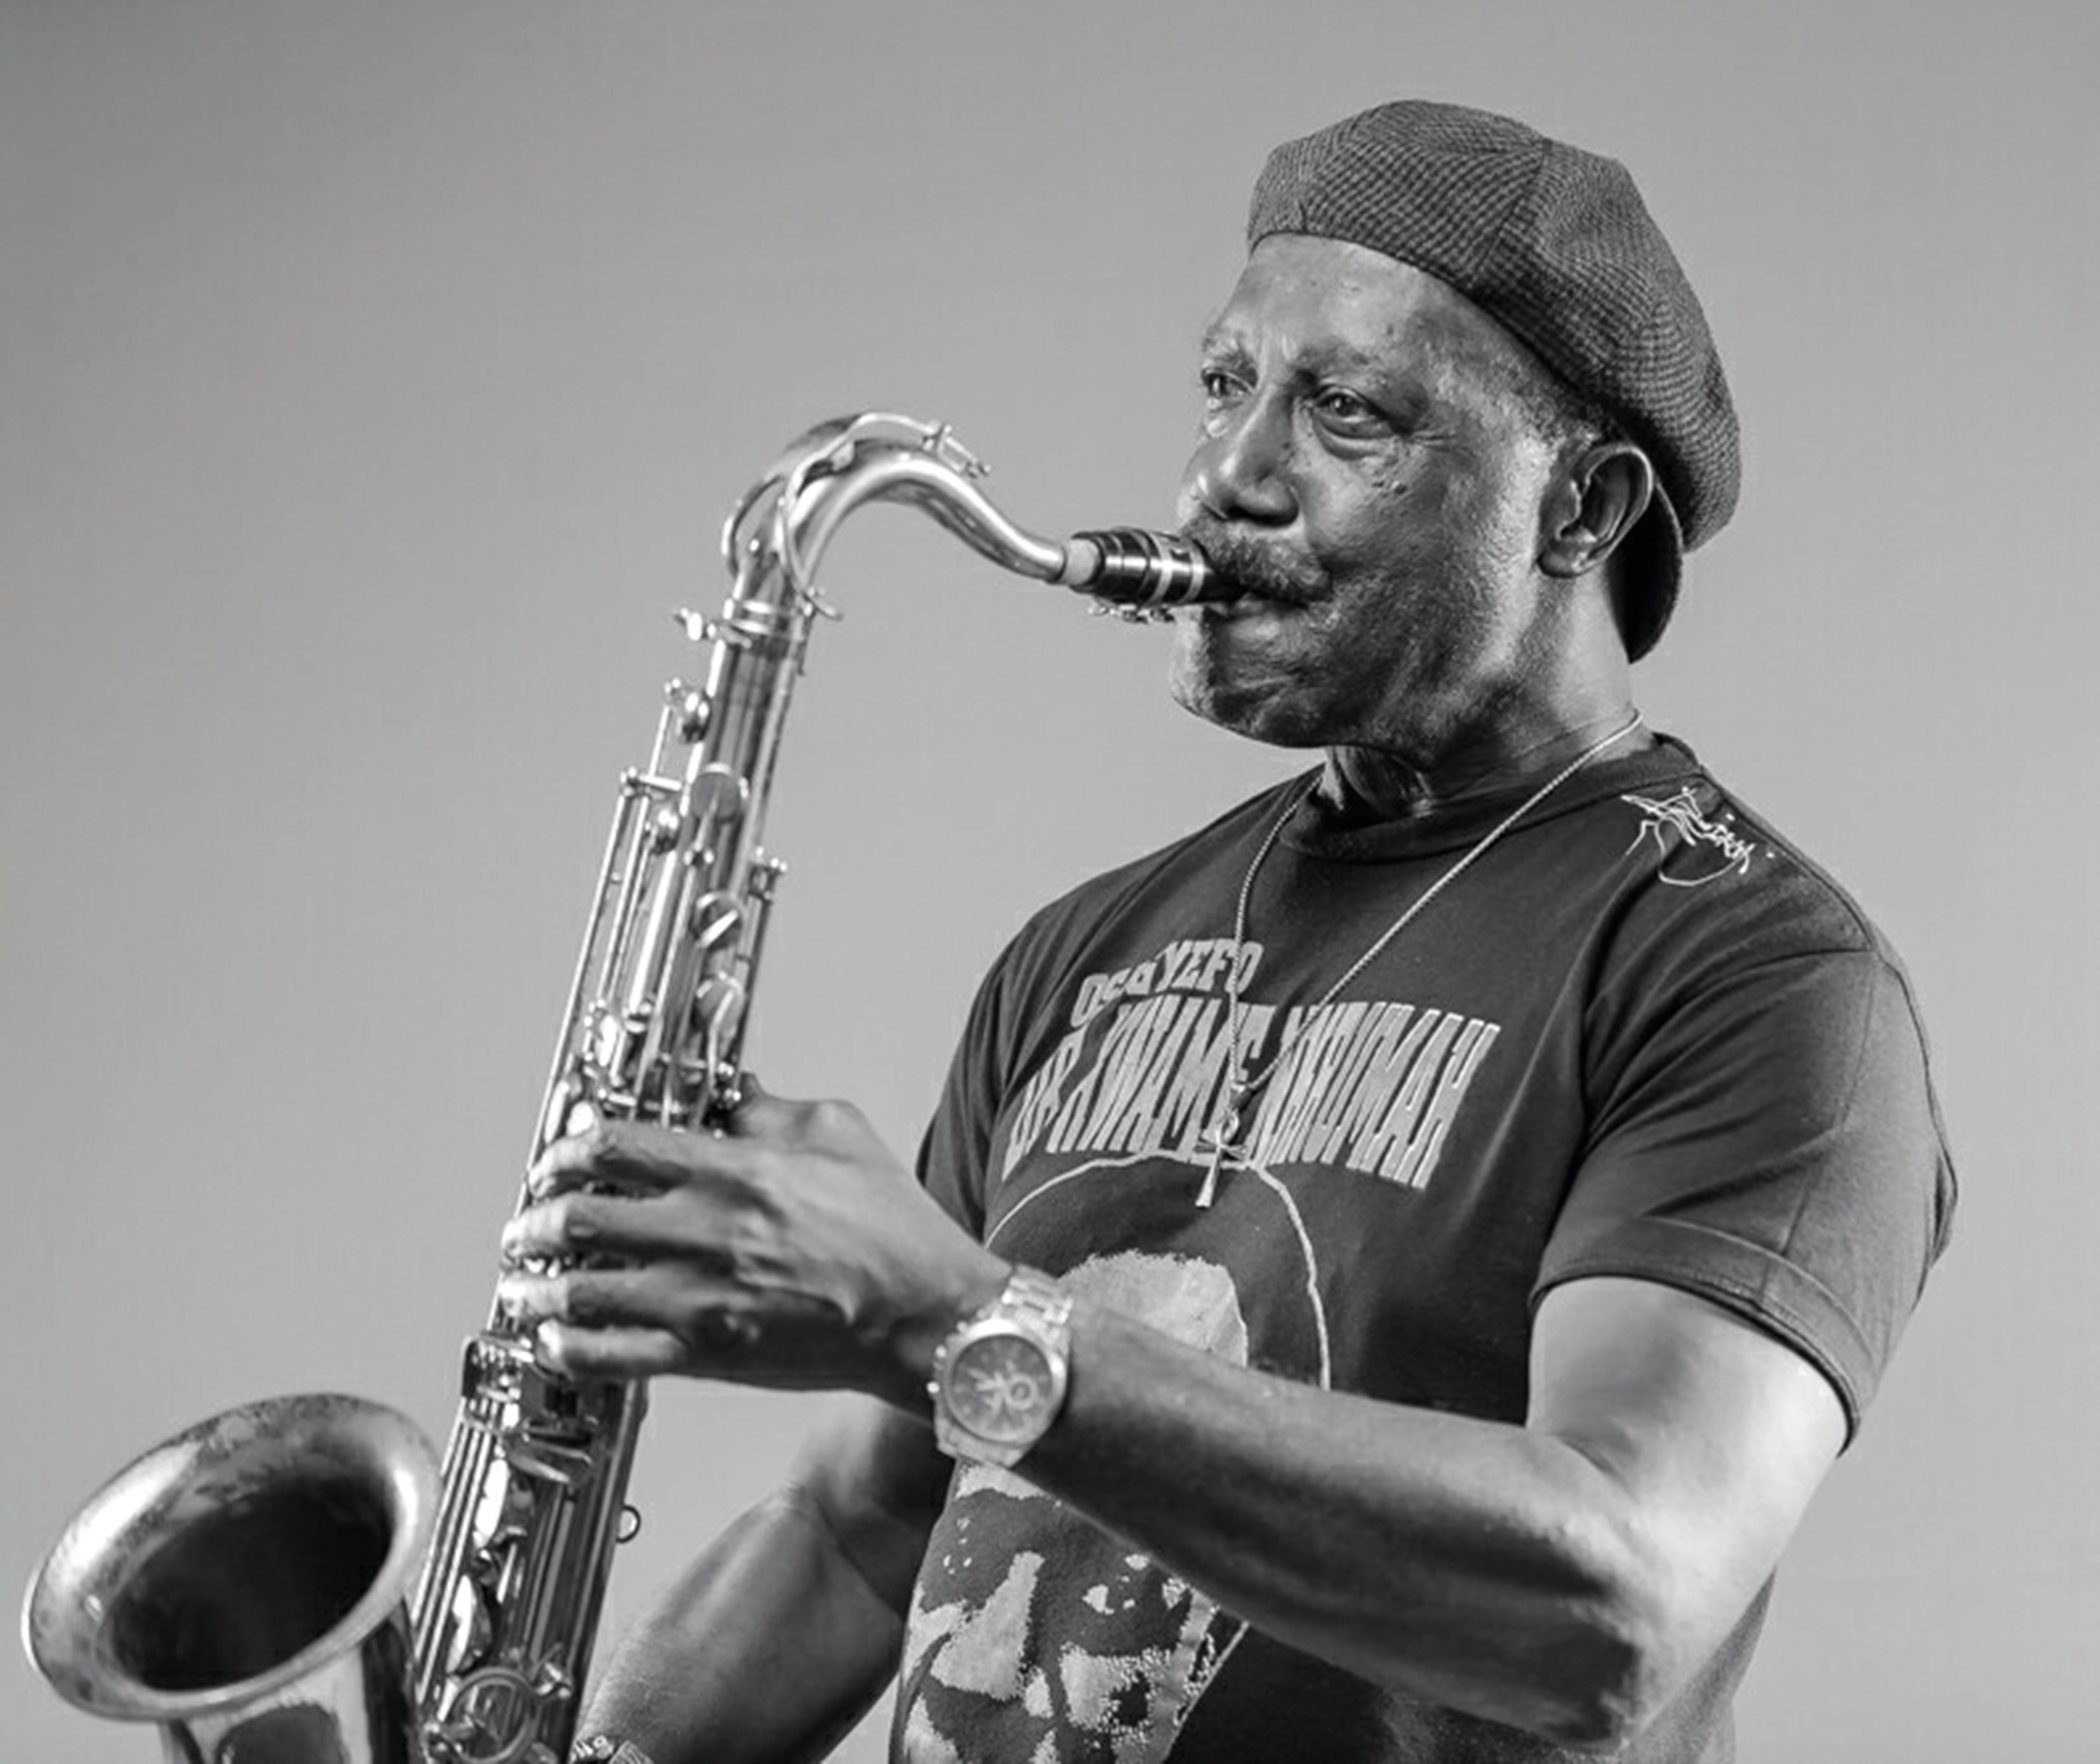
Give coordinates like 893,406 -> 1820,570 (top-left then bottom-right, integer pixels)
4,3 -> 2092,1758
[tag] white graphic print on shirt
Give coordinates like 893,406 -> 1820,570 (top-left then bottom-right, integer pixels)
900,1250 -> 1279,1763
999,942 -> 1502,1191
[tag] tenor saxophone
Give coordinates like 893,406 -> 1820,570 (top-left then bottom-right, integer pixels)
22,412 -> 1218,1764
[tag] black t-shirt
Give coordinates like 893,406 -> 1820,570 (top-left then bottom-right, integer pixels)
893,738 -> 1955,1764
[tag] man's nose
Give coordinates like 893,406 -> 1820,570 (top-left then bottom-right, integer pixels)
1183,393 -> 1297,526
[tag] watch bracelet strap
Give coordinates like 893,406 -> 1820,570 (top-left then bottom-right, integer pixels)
1000,1264 -> 1074,1336
571,1739 -> 655,1764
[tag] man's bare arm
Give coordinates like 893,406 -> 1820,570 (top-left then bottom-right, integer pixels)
1013,1274 -> 1845,1749
576,1399 -> 947,1764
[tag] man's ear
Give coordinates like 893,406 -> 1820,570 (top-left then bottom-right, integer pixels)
1539,441 -> 1655,579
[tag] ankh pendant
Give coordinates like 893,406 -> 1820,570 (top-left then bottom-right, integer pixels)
1195,1089 -> 1246,1209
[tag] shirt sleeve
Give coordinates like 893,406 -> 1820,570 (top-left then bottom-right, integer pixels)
1536,946 -> 1957,1442
914,936 -> 1024,1242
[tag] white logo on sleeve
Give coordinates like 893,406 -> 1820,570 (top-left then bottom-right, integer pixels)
1621,788 -> 1760,886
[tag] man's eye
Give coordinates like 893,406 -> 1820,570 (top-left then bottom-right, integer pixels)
1315,388 -> 1376,425
1199,369 -> 1240,402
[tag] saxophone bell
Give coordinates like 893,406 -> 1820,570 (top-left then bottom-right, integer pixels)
23,1393 -> 438,1764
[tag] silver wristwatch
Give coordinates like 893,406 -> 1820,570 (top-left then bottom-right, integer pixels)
929,1266 -> 1073,1467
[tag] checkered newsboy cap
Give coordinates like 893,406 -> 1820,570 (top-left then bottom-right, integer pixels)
1247,100 -> 1739,659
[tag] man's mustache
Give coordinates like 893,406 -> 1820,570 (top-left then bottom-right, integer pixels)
1176,518 -> 1324,604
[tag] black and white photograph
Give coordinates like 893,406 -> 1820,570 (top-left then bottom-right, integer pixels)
4,5 -> 2090,1760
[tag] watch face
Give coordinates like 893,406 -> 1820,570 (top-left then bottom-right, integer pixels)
945,1333 -> 1057,1444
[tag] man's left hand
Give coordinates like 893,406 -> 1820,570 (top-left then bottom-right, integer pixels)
496,1087 -> 1007,1407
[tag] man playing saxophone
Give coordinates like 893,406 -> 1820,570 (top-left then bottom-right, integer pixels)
498,101 -> 1953,1763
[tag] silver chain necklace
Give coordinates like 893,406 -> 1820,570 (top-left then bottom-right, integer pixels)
1195,711 -> 1645,1207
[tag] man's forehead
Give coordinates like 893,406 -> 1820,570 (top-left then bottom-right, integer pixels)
1203,235 -> 1538,387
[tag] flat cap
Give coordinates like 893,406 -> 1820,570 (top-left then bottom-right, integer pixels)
1248,100 -> 1738,658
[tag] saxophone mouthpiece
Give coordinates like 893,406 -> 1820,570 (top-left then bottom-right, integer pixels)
1063,528 -> 1221,611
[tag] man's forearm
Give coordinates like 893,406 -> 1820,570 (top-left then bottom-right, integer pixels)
1010,1301 -> 1643,1746
578,1487 -> 907,1764
1005,1280 -> 1842,1751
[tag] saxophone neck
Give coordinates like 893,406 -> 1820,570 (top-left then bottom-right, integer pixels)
724,412 -> 1219,616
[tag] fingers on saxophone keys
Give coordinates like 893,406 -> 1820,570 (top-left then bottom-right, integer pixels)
503,1191 -> 634,1266
499,1262 -> 749,1336
532,1322 -> 688,1380
505,1267 -> 762,1377
526,1126 -> 623,1202
527,1120 -> 698,1201
498,1265 -> 646,1329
